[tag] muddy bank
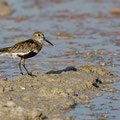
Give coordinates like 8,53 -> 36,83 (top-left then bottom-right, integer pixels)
0,64 -> 118,120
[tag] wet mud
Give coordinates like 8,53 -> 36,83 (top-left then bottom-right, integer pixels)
0,64 -> 118,120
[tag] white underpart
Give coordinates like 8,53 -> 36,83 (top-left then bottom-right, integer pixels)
35,38 -> 43,43
0,50 -> 39,58
33,49 -> 39,53
7,52 -> 30,58
8,49 -> 39,58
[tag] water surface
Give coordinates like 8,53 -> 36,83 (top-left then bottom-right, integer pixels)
0,0 -> 120,119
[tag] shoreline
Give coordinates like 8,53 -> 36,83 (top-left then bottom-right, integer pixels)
0,64 -> 118,120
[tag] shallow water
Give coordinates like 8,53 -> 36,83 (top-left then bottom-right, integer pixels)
0,0 -> 120,78
69,81 -> 120,120
0,0 -> 120,119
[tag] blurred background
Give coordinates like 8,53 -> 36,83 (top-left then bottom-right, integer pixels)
0,0 -> 120,78
0,0 -> 120,119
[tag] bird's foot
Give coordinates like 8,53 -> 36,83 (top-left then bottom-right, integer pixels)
27,72 -> 36,77
20,72 -> 24,75
27,72 -> 32,76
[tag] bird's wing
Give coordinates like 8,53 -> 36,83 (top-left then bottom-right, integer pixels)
9,39 -> 36,53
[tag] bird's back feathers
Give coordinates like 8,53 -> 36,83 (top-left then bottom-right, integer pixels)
0,39 -> 43,58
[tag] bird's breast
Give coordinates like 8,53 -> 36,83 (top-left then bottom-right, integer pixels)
17,51 -> 38,59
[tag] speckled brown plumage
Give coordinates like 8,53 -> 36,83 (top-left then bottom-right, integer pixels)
0,32 -> 53,75
0,39 -> 42,58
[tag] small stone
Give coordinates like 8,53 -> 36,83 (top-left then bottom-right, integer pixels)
29,110 -> 42,119
20,87 -> 26,90
0,86 -> 5,93
2,78 -> 8,81
100,63 -> 105,66
6,101 -> 16,107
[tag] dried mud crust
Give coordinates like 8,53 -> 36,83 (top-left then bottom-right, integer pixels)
0,64 -> 118,120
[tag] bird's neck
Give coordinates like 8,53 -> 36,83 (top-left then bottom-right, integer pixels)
33,39 -> 43,45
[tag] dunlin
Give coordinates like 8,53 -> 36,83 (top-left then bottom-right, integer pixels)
0,32 -> 53,75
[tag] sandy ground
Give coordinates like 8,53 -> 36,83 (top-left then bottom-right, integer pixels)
0,64 -> 118,120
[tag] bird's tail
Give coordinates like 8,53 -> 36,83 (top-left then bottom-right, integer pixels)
0,47 -> 10,57
0,47 -> 10,52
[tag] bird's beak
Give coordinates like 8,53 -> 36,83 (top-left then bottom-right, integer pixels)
44,38 -> 54,46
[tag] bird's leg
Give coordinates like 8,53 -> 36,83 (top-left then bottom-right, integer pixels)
23,59 -> 31,75
19,58 -> 23,75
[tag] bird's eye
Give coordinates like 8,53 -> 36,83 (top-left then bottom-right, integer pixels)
38,34 -> 40,36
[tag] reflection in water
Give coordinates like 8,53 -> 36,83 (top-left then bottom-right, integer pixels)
69,81 -> 120,120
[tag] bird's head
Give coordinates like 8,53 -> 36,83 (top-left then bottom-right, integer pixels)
32,32 -> 53,46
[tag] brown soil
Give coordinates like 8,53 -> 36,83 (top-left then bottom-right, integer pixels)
0,64 -> 118,120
